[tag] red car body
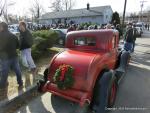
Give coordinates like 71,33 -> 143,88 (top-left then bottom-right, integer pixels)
41,29 -> 119,106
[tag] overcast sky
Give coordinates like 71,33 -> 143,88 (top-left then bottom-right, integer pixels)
6,0 -> 150,16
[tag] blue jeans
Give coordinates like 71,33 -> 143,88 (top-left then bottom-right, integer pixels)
0,57 -> 23,87
20,48 -> 36,69
123,42 -> 133,53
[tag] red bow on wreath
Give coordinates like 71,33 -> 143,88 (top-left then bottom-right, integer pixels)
60,66 -> 68,81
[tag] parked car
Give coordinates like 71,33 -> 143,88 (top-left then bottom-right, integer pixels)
135,22 -> 144,32
135,27 -> 142,37
38,30 -> 130,113
9,28 -> 20,36
52,29 -> 67,45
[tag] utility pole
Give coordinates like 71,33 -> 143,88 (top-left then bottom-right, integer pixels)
65,2 -> 68,11
140,0 -> 147,22
122,0 -> 127,30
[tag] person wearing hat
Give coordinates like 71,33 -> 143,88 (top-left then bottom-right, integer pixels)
0,22 -> 23,89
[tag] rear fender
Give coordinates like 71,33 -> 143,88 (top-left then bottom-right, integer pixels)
47,51 -> 65,79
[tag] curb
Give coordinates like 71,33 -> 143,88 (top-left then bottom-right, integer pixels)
0,84 -> 39,113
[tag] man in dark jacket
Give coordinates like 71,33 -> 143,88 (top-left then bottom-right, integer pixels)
0,22 -> 23,88
19,21 -> 37,74
123,23 -> 136,52
132,24 -> 137,52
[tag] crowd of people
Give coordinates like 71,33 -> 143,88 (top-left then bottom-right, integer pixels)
0,21 -> 37,89
27,22 -> 121,31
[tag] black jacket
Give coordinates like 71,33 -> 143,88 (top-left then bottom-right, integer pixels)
124,28 -> 136,43
0,31 -> 19,59
19,29 -> 33,50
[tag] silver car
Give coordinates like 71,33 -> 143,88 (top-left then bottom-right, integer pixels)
135,27 -> 142,37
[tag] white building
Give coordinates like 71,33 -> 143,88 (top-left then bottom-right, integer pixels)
39,5 -> 113,25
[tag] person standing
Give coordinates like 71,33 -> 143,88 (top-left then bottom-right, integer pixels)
123,22 -> 135,52
19,21 -> 37,74
0,22 -> 23,88
132,24 -> 137,52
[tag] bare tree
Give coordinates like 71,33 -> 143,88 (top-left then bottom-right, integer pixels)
29,0 -> 44,23
50,0 -> 75,11
7,14 -> 18,23
49,0 -> 63,12
0,0 -> 6,16
62,0 -> 75,11
0,0 -> 15,23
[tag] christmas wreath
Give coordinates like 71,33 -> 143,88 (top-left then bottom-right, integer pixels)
53,64 -> 74,90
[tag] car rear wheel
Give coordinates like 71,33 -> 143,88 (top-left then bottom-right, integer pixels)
108,80 -> 117,107
91,71 -> 117,113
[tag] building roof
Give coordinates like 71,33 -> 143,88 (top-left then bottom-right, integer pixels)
40,5 -> 112,20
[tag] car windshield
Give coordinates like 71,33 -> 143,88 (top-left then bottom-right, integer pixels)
136,24 -> 142,27
74,37 -> 96,46
55,29 -> 67,34
9,28 -> 19,33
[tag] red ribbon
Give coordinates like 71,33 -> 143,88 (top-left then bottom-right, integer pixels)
60,66 -> 68,81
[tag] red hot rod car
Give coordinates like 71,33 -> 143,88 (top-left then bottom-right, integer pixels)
38,29 -> 129,113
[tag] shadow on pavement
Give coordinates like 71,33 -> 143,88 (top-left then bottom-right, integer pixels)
27,96 -> 51,113
110,53 -> 150,113
51,94 -> 76,113
13,95 -> 51,113
131,52 -> 150,67
135,43 -> 150,48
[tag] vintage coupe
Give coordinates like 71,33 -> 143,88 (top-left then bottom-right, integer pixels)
38,30 -> 129,113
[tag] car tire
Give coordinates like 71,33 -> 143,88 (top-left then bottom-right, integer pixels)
43,68 -> 48,82
91,71 -> 117,113
37,68 -> 48,92
37,80 -> 45,92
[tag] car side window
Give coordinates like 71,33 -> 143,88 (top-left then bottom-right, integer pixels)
74,37 -> 96,46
